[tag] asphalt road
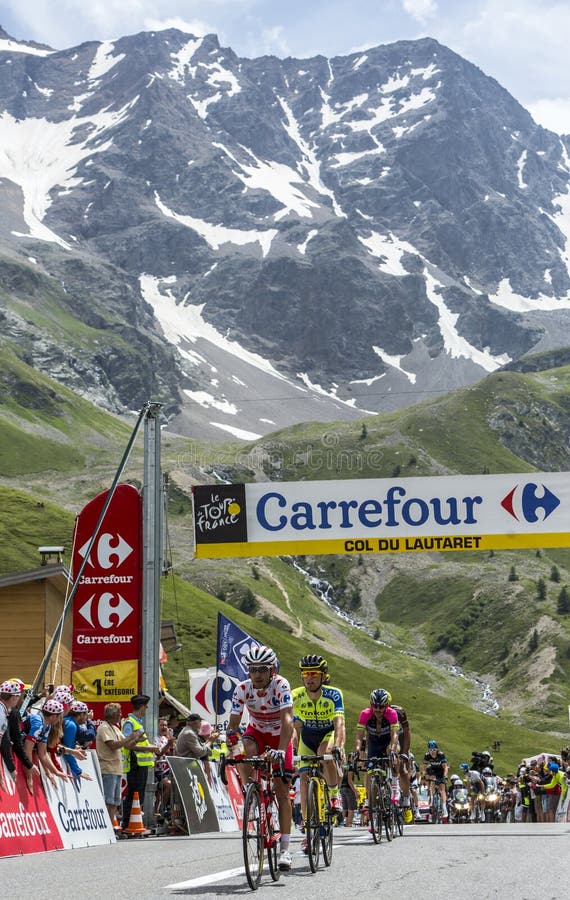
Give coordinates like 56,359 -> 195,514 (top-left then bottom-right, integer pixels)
3,823 -> 569,900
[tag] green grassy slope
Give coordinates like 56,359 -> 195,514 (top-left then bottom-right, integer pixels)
1,346 -> 570,756
159,573 -> 562,776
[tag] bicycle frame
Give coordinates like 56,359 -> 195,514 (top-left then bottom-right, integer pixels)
424,776 -> 445,823
356,756 -> 395,843
294,753 -> 337,872
221,755 -> 283,890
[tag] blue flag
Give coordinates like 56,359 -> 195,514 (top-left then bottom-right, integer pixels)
215,612 -> 260,717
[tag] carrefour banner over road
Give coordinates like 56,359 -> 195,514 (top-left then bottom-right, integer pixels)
192,473 -> 570,558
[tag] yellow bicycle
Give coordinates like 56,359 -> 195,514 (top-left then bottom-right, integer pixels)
295,753 -> 340,873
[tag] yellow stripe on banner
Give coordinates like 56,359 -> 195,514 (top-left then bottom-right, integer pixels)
194,532 -> 570,558
72,659 -> 139,703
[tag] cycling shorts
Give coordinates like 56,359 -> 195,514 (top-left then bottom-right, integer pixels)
296,730 -> 334,771
242,725 -> 294,773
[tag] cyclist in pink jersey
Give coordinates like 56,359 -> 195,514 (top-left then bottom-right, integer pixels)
355,689 -> 400,809
227,645 -> 294,872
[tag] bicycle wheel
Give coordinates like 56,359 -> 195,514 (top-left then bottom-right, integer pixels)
435,795 -> 443,824
266,799 -> 281,882
381,786 -> 394,841
395,805 -> 404,837
369,777 -> 383,844
321,782 -> 334,867
243,784 -> 264,890
306,779 -> 321,873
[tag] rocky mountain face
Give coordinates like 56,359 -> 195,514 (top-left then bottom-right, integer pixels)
1,26 -> 570,440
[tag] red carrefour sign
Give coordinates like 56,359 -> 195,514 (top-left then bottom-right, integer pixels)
71,484 -> 142,720
0,759 -> 63,856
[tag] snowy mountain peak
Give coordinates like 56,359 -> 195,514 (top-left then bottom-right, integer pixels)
1,28 -> 570,440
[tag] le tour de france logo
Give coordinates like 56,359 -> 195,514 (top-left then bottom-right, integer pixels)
193,484 -> 248,544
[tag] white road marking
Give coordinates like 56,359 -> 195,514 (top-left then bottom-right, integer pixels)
166,866 -> 245,889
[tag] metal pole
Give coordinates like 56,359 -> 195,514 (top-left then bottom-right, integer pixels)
141,401 -> 163,827
24,403 -> 150,714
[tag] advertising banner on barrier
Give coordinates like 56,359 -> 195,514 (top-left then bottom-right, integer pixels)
193,472 -> 570,558
224,765 -> 244,829
203,762 -> 238,832
168,757 -> 222,834
40,752 -> 116,849
0,758 -> 63,857
71,483 -> 143,722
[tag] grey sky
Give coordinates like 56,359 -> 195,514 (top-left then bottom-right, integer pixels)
1,0 -> 570,132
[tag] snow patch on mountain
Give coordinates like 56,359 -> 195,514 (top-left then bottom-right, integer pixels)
0,38 -> 53,57
168,37 -> 202,82
489,278 -> 570,312
424,270 -> 512,370
358,230 -> 418,275
0,99 -> 136,247
213,141 -> 320,219
278,96 -> 345,217
373,348 -> 417,383
89,42 -> 125,82
154,192 -> 278,256
140,273 -> 298,383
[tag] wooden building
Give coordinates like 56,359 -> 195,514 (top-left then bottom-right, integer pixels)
0,552 -> 72,687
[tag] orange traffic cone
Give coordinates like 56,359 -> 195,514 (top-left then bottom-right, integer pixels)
123,792 -> 150,836
112,814 -> 122,832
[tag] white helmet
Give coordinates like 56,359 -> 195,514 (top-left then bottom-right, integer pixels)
451,774 -> 461,782
0,680 -> 23,695
244,645 -> 276,667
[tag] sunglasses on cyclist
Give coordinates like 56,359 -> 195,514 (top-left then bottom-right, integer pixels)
371,703 -> 387,709
301,670 -> 322,678
248,666 -> 270,673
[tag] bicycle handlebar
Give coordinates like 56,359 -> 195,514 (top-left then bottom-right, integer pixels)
293,754 -> 336,762
219,753 -> 285,786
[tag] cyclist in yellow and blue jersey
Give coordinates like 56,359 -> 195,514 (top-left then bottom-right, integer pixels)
292,654 -> 345,839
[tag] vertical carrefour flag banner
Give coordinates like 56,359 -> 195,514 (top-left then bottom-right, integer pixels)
71,484 -> 143,722
215,613 -> 259,722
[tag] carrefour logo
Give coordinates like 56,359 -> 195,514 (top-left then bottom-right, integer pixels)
500,482 -> 560,523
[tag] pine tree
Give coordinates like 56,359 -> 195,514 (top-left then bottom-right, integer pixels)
508,565 -> 518,582
536,578 -> 546,600
550,565 -> 560,583
557,586 -> 570,614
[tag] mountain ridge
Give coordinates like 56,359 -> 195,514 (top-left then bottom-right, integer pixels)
2,28 -> 570,440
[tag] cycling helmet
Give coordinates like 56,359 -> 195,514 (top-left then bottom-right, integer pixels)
548,762 -> 559,772
299,655 -> 328,673
52,685 -> 74,706
428,740 -> 438,749
0,680 -> 23,694
450,774 -> 461,782
460,762 -> 469,772
7,678 -> 31,690
69,700 -> 89,714
44,699 -> 64,715
482,767 -> 493,775
244,645 -> 276,667
370,688 -> 391,707
481,751 -> 491,759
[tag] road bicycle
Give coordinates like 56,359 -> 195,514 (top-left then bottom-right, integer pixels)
356,756 -> 395,844
221,755 -> 283,891
393,793 -> 405,837
425,776 -> 445,824
295,753 -> 340,873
